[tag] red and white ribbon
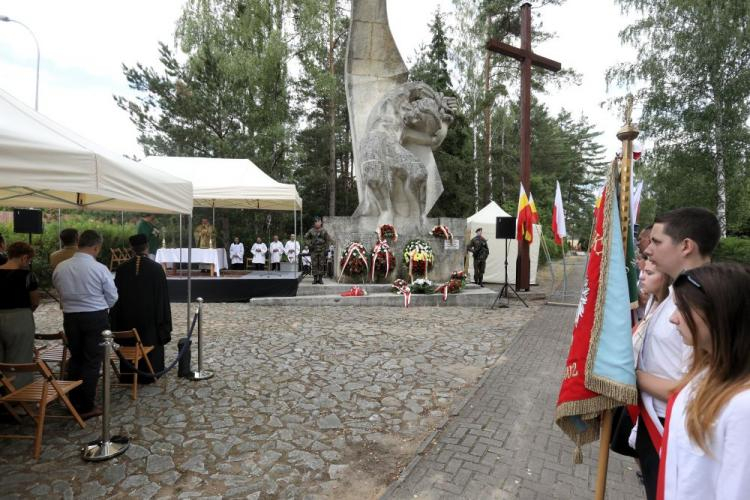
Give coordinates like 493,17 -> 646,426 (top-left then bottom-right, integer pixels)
435,283 -> 450,302
370,240 -> 391,281
393,280 -> 412,308
338,243 -> 369,283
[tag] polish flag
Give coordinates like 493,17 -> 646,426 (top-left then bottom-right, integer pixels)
552,181 -> 567,246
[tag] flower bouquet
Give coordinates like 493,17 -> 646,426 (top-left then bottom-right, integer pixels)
450,270 -> 467,289
370,240 -> 396,281
410,278 -> 435,294
340,286 -> 367,297
339,241 -> 369,279
403,239 -> 434,278
376,224 -> 398,243
391,278 -> 412,308
431,225 -> 453,240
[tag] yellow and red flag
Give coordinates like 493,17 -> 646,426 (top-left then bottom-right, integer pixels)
516,183 -> 534,243
528,193 -> 540,224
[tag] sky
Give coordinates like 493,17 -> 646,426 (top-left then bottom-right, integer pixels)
0,0 -> 640,161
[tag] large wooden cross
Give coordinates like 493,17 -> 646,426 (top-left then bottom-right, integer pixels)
486,2 -> 561,290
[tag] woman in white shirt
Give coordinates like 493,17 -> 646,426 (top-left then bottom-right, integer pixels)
660,263 -> 750,500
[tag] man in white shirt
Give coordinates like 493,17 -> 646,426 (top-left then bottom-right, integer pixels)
635,207 -> 720,500
284,234 -> 300,265
250,237 -> 267,271
269,235 -> 284,271
53,230 -> 118,419
229,236 -> 244,270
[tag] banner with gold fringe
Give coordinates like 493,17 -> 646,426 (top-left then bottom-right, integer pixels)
555,163 -> 637,462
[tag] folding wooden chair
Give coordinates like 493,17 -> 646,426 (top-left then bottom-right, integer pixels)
0,361 -> 85,459
109,248 -> 123,271
109,329 -> 156,400
34,331 -> 69,379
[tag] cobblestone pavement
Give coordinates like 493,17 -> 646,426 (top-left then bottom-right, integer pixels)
1,301 -> 538,499
384,256 -> 646,500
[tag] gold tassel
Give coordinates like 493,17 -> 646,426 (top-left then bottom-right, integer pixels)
574,445 -> 583,464
136,255 -> 141,276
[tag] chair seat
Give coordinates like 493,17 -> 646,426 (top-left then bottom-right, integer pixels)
110,345 -> 154,361
2,379 -> 82,404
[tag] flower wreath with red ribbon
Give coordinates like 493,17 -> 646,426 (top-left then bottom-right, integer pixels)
370,240 -> 396,282
377,224 -> 398,243
339,241 -> 370,279
391,278 -> 412,308
431,225 -> 453,240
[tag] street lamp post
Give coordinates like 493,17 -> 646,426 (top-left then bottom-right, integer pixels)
0,15 -> 40,111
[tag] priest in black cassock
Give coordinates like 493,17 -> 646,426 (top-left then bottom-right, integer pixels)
110,234 -> 172,383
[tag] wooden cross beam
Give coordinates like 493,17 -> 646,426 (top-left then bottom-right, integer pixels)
486,2 -> 561,291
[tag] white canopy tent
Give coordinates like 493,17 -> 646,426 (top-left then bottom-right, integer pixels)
145,156 -> 304,251
0,87 -> 196,334
144,156 -> 302,211
466,201 -> 541,285
0,88 -> 192,214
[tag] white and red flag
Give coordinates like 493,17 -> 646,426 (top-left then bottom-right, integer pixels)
552,181 -> 567,245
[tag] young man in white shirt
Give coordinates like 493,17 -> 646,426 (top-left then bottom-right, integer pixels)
229,236 -> 244,270
250,237 -> 267,271
268,235 -> 284,271
634,207 -> 720,500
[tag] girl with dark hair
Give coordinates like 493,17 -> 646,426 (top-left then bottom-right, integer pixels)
659,263 -> 750,499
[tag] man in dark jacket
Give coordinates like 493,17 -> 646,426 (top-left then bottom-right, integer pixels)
467,228 -> 490,287
110,234 -> 172,382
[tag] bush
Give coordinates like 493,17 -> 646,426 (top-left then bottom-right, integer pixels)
0,214 -> 136,287
714,236 -> 750,264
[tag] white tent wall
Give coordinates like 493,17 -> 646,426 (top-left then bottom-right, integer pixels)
466,201 -> 541,285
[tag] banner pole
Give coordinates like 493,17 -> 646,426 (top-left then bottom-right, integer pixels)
594,409 -> 614,500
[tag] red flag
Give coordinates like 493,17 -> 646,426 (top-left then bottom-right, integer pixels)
528,193 -> 540,224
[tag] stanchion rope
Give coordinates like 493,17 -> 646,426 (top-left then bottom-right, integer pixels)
114,310 -> 199,379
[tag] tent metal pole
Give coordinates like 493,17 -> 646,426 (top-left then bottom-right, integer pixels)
57,209 -> 62,249
179,214 -> 183,277
187,213 -> 193,336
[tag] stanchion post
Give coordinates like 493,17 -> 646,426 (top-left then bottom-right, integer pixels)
190,297 -> 214,381
81,330 -> 130,461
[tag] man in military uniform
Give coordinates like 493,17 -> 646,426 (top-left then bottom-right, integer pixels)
304,218 -> 332,284
193,217 -> 215,249
467,227 -> 490,287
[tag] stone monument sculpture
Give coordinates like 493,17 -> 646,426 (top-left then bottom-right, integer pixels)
327,0 -> 465,283
346,0 -> 455,229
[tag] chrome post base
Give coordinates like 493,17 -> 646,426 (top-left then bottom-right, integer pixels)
189,370 -> 214,381
81,435 -> 130,461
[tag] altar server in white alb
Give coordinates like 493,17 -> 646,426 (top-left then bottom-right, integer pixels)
250,237 -> 267,271
284,234 -> 300,264
269,235 -> 284,271
229,236 -> 244,270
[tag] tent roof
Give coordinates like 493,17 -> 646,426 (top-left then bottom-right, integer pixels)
467,201 -> 511,223
145,156 -> 302,211
0,88 -> 193,214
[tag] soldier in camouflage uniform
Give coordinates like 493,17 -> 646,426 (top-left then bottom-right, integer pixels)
467,227 -> 490,287
304,218 -> 332,284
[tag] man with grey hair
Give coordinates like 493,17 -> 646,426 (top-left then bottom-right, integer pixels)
53,230 -> 118,419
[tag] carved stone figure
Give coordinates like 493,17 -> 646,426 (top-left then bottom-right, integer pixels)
353,82 -> 456,224
346,0 -> 455,227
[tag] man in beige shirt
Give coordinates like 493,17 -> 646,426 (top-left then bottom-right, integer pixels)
49,228 -> 79,271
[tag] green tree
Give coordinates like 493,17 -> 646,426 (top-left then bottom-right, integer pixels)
609,0 -> 750,236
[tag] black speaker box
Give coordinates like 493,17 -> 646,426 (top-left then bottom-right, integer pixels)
496,216 -> 516,239
13,209 -> 43,234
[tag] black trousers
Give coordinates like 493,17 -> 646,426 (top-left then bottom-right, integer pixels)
635,415 -> 665,500
253,263 -> 264,271
271,262 -> 280,271
63,310 -> 109,413
230,263 -> 243,270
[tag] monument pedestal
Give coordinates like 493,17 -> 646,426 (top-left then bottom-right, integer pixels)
324,217 -> 467,284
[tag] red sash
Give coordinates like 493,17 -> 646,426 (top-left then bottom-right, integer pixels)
656,391 -> 679,500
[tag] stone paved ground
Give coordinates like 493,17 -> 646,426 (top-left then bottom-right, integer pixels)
1,301 -> 538,499
384,256 -> 646,499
